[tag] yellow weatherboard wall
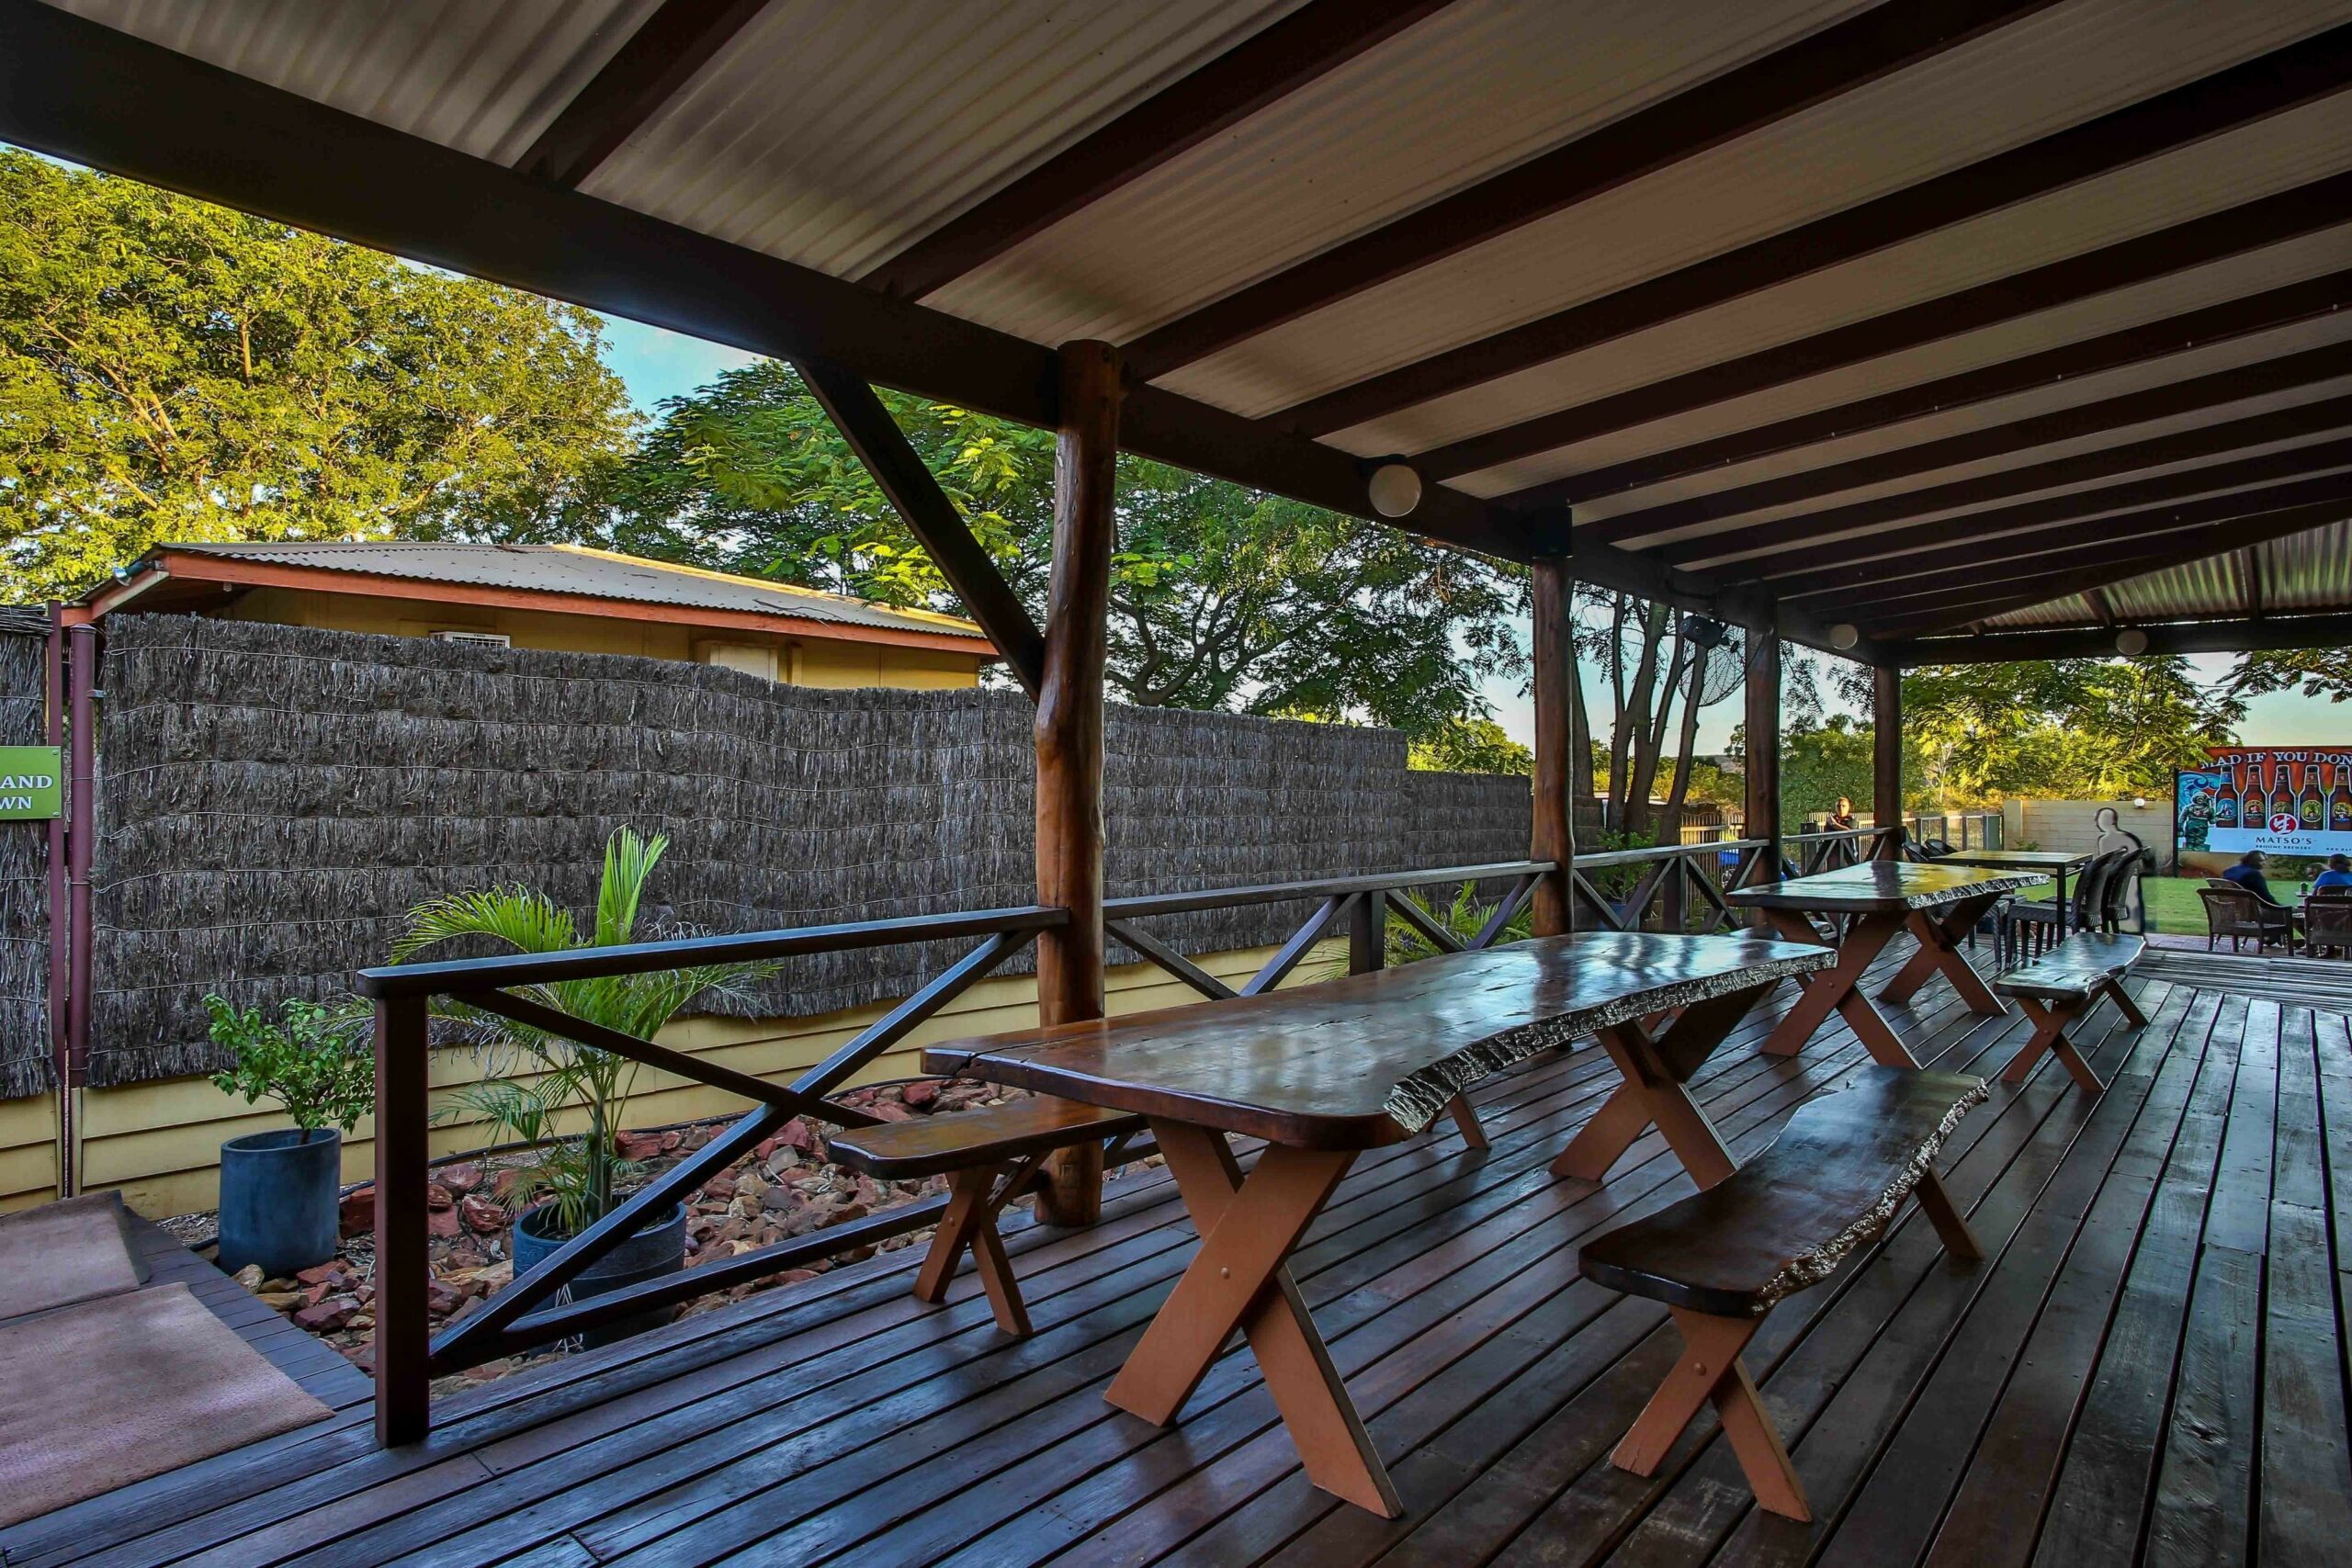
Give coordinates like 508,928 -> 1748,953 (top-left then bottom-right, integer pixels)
214,586 -> 989,689
6,942 -> 1343,1218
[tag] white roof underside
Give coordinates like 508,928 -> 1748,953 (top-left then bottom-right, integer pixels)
39,0 -> 2352,639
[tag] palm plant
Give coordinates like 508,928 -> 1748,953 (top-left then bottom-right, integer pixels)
1321,879 -> 1535,979
395,828 -> 777,1234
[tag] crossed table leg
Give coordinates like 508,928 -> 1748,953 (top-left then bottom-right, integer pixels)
1104,1121 -> 1403,1517
1549,983 -> 1775,1189
1751,896 -> 2007,1066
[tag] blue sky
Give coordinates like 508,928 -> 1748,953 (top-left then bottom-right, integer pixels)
593,313 -> 2324,754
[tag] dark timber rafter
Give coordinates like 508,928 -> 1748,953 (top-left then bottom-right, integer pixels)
1275,23 -> 2352,436
1862,502 -> 2352,634
1816,486 -> 2352,622
1466,231 -> 2352,498
795,362 -> 1047,699
1767,439 -> 2352,597
0,0 -> 1883,654
514,0 -> 775,187
1123,0 -> 2055,378
1886,613 -> 2352,662
861,0 -> 1452,300
1619,344 -> 2352,562
1763,437 -> 2352,592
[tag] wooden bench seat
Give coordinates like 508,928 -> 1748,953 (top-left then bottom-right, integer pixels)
1992,931 -> 2148,1092
828,1094 -> 1141,1337
1578,1067 -> 1988,1520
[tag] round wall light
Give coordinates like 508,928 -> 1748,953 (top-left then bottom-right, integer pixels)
1367,462 -> 1423,518
1827,622 -> 1860,650
2114,627 -> 2150,656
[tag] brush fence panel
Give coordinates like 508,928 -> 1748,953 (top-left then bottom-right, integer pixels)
0,616 -> 50,1099
87,615 -> 1528,1089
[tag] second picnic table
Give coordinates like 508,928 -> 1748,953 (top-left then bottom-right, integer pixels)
1925,847 -> 2092,933
1725,860 -> 2048,1065
923,929 -> 1828,1517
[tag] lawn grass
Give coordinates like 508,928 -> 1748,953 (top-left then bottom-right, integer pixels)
2007,870 -> 2202,935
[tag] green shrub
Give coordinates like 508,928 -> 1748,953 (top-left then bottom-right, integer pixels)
206,996 -> 374,1142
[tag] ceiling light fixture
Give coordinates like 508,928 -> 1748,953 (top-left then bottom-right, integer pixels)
1366,462 -> 1422,518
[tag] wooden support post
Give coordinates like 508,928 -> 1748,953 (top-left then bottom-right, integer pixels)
373,995 -> 431,1446
1873,664 -> 1904,858
1034,340 -> 1122,1227
1744,625 -> 1782,887
1350,889 -> 1386,974
1530,552 -> 1576,937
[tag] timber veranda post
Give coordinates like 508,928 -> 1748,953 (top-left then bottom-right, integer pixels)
1034,340 -> 1121,1227
1744,625 -> 1782,897
1530,553 -> 1576,938
373,994 -> 431,1445
1873,665 -> 1904,858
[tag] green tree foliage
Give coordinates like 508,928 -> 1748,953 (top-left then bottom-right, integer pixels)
0,152 -> 634,601
590,361 -> 1523,739
1901,657 -> 2240,804
204,995 -> 373,1141
2223,648 -> 2352,705
1408,716 -> 1532,774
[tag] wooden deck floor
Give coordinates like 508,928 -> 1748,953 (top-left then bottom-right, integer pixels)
6,944 -> 2348,1568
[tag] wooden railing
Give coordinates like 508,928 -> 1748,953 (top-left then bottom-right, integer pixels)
357,905 -> 1065,1445
355,839 -> 1796,1443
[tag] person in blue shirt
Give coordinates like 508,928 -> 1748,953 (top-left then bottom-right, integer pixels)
2222,851 -> 2288,906
2312,852 -> 2352,891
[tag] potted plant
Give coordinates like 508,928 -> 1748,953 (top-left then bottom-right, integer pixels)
394,828 -> 775,1345
208,995 -> 374,1277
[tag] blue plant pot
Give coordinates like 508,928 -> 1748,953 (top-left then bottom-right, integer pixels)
216,1128 -> 343,1278
510,1200 -> 687,1348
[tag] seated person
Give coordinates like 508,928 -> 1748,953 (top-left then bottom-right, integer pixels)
2222,850 -> 2289,907
2314,852 -> 2352,891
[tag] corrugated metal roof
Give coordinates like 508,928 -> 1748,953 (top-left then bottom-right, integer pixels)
1457,222 -> 2352,502
925,0 -> 1871,344
1154,0 -> 2352,423
1974,518 -> 2352,630
51,0 -> 665,164
581,0 -> 1302,282
145,542 -> 989,641
35,0 -> 2352,649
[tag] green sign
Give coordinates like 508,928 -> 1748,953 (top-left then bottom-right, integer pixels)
0,747 -> 62,820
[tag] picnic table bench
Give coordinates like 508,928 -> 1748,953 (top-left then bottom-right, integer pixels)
1726,861 -> 2046,1064
828,1095 -> 1143,1337
1992,930 -> 2148,1092
927,930 -> 1830,1517
1580,1066 -> 1988,1520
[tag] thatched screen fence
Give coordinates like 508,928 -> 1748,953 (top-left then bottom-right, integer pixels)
0,610 -> 51,1099
80,615 -> 1530,1090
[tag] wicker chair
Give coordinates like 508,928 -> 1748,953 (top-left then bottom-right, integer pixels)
2303,886 -> 2352,958
2199,883 -> 2294,953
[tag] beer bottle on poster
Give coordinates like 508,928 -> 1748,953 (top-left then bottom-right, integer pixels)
2301,761 -> 2325,829
2214,777 -> 2240,829
2333,762 -> 2352,832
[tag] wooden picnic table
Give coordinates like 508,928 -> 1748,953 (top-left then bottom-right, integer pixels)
924,930 -> 1829,1517
1726,861 -> 2047,1066
1925,847 -> 2091,933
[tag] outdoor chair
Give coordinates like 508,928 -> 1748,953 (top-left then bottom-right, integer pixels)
2198,884 -> 2294,953
2001,848 -> 2128,965
2098,852 -> 2144,935
2304,893 -> 2352,959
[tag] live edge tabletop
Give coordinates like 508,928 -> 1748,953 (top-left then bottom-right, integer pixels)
921,931 -> 1829,1152
1725,860 -> 2046,914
